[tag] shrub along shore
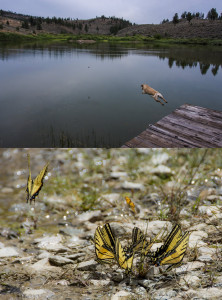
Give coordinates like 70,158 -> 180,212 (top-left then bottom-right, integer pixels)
0,31 -> 222,46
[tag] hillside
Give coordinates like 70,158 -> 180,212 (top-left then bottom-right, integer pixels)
0,10 -> 132,36
117,18 -> 222,39
1,9 -> 222,40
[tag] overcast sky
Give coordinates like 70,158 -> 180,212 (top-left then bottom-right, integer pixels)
1,0 -> 222,24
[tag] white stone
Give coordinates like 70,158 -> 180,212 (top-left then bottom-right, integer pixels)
28,258 -> 59,273
180,275 -> 200,288
198,255 -> 213,262
76,259 -> 98,271
77,210 -> 101,222
151,153 -> 169,165
198,205 -> 221,216
149,165 -> 173,175
0,247 -> 19,257
48,255 -> 74,266
185,287 -> 222,299
34,234 -> 68,252
176,261 -> 205,273
121,181 -> 145,191
101,193 -> 121,203
189,231 -> 208,248
198,246 -> 217,256
111,290 -> 132,300
147,220 -> 172,235
23,288 -> 54,298
90,279 -> 111,286
110,172 -> 128,179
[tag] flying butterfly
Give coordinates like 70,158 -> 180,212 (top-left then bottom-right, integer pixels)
94,224 -> 115,264
125,196 -> 136,213
153,231 -> 190,271
150,224 -> 182,260
26,154 -> 49,205
115,237 -> 134,274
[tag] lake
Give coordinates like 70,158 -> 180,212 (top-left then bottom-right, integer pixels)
0,41 -> 222,147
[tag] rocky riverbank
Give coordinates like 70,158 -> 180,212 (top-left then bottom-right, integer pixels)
0,148 -> 222,299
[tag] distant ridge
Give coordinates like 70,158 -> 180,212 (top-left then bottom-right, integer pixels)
0,9 -> 132,35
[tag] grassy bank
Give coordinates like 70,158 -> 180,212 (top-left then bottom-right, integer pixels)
1,31 -> 222,46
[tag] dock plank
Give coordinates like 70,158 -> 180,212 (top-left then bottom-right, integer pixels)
123,104 -> 222,148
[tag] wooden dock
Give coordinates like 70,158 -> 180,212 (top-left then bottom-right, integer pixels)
123,104 -> 222,148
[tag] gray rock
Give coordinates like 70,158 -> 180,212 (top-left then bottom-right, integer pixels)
34,235 -> 68,252
90,279 -> 112,286
23,288 -> 55,299
110,172 -> 128,179
76,259 -> 98,271
198,255 -> 214,262
111,290 -> 132,300
121,181 -> 145,191
0,247 -> 19,257
65,253 -> 85,261
28,258 -> 59,273
48,255 -> 74,266
77,210 -> 102,223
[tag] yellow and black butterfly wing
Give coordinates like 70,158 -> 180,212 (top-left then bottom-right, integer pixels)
154,231 -> 189,268
26,158 -> 49,204
100,223 -> 116,253
115,237 -> 134,273
94,226 -> 115,264
151,224 -> 182,259
126,227 -> 145,254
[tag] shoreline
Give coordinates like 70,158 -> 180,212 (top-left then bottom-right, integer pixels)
1,32 -> 222,46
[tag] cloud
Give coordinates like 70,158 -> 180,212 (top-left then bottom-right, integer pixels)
1,0 -> 222,24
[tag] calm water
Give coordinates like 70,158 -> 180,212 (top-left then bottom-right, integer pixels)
0,42 -> 222,147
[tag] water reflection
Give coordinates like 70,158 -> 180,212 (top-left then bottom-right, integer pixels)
0,42 -> 221,76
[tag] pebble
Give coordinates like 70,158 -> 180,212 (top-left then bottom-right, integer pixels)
23,288 -> 55,299
75,259 -> 98,271
151,153 -> 169,165
48,255 -> 74,266
77,210 -> 102,222
34,235 -> 68,252
65,253 -> 85,261
121,181 -> 145,191
185,287 -> 222,299
0,247 -> 19,257
149,165 -> 173,176
90,279 -> 112,286
111,290 -> 132,300
179,274 -> 200,288
189,231 -> 208,248
198,205 -> 221,216
176,261 -> 205,273
101,193 -> 121,204
28,258 -> 60,273
110,172 -> 128,179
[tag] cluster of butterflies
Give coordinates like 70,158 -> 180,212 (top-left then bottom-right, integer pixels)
94,223 -> 189,274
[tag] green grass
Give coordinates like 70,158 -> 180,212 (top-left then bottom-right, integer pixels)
1,31 -> 222,46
